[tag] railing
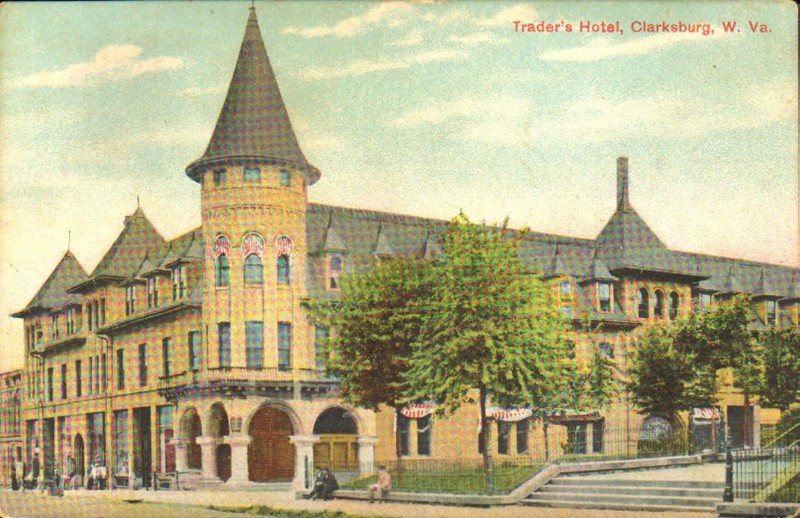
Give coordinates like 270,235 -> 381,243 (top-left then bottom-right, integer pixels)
732,445 -> 800,502
156,367 -> 338,390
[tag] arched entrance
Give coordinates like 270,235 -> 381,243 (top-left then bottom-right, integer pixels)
313,407 -> 358,472
73,434 -> 85,481
181,408 -> 202,470
208,403 -> 230,481
248,406 -> 295,482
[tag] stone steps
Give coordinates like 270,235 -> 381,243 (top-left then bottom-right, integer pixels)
525,475 -> 723,513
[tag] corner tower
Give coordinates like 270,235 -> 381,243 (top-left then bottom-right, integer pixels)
187,6 -> 319,372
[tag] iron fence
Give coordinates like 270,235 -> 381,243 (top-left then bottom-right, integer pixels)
732,446 -> 800,503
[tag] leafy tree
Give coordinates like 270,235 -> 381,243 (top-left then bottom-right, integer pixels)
755,327 -> 800,412
403,213 -> 573,490
317,256 -> 435,465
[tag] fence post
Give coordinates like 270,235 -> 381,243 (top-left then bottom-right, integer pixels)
723,427 -> 734,503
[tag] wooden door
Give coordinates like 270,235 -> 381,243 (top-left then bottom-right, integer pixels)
248,407 -> 295,482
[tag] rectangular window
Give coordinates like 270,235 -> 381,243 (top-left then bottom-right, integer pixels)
158,406 -> 175,473
188,331 -> 202,371
88,357 -> 94,395
315,326 -> 330,371
397,414 -> 410,456
592,419 -> 605,454
75,360 -> 82,397
162,338 -> 172,377
766,300 -> 778,326
172,266 -> 186,300
517,419 -> 530,454
99,298 -> 106,326
497,421 -> 511,455
87,303 -> 93,331
213,168 -> 226,186
328,255 -> 343,290
147,277 -> 158,308
218,323 -> 231,368
60,364 -> 67,399
700,292 -> 713,308
87,413 -> 106,469
114,410 -> 129,477
125,286 -> 136,316
598,282 -> 612,313
95,355 -> 100,393
138,344 -> 148,387
46,367 -> 54,402
566,424 -> 587,454
51,314 -> 60,339
116,349 -> 125,390
66,307 -> 76,335
278,322 -> 292,371
101,353 -> 107,392
243,166 -> 261,182
417,415 -> 431,456
245,321 -> 264,369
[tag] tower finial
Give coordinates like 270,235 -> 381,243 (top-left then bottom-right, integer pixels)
137,194 -> 140,208
67,230 -> 71,252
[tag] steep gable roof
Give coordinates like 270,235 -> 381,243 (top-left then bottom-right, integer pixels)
12,251 -> 88,318
92,208 -> 165,279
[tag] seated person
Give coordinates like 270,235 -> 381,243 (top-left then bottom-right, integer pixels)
368,466 -> 391,503
310,468 -> 326,500
321,468 -> 338,501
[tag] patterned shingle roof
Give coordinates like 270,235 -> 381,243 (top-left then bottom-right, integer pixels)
12,251 -> 88,317
186,7 -> 319,184
89,208 -> 166,281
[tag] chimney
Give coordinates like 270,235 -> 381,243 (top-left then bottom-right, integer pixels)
616,156 -> 630,210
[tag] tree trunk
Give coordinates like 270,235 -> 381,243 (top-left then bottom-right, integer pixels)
394,406 -> 404,482
479,385 -> 494,494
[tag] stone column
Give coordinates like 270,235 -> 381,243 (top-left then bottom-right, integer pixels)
196,436 -> 219,484
357,436 -> 378,477
170,438 -> 188,473
289,435 -> 319,491
223,434 -> 251,486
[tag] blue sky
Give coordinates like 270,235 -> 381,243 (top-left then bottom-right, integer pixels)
0,1 -> 797,372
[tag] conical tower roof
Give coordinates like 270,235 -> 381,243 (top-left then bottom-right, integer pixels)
186,7 -> 320,184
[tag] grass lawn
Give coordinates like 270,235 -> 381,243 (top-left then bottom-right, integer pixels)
768,472 -> 800,503
342,464 -> 542,495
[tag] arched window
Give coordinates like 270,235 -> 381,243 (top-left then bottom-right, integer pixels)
669,292 -> 679,320
215,254 -> 230,287
243,254 -> 263,285
654,290 -> 665,319
242,233 -> 264,285
277,254 -> 290,285
328,255 -> 343,290
637,288 -> 650,319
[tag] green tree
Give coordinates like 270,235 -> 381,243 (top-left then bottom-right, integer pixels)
755,327 -> 800,412
318,256 -> 434,465
403,214 -> 573,490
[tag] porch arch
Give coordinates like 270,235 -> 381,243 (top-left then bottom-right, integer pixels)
180,407 -> 202,470
208,402 -> 231,481
312,406 -> 358,472
247,405 -> 296,482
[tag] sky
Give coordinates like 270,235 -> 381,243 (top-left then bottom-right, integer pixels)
0,1 -> 797,373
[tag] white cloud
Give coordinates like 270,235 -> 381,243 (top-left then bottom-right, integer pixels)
283,2 -> 414,38
448,32 -> 506,46
478,4 -> 538,27
541,30 -> 723,62
13,45 -> 184,88
297,48 -> 468,80
388,30 -> 424,47
177,84 -> 228,97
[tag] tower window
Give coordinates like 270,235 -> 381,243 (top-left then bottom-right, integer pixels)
244,254 -> 263,285
638,288 -> 650,319
279,168 -> 291,187
244,167 -> 261,182
213,169 -> 226,186
277,254 -> 291,285
215,254 -> 230,287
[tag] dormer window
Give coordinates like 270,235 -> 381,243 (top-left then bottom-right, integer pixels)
125,285 -> 136,316
51,314 -> 60,340
654,290 -> 665,319
328,254 -> 343,290
147,277 -> 158,308
699,292 -> 714,309
244,167 -> 261,183
598,282 -> 613,313
213,168 -> 227,186
65,307 -> 77,335
171,265 -> 186,300
766,299 -> 778,326
279,168 -> 291,187
638,288 -> 650,319
560,280 -> 572,296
